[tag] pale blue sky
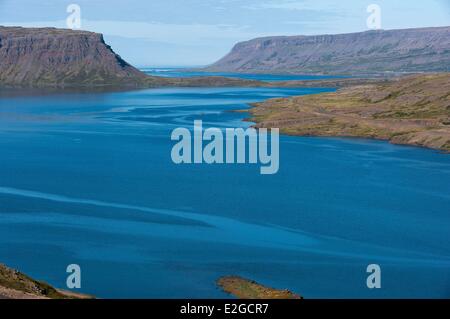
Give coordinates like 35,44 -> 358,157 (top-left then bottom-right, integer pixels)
1,0 -> 449,66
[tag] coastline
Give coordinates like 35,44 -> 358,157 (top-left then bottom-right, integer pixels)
0,74 -> 388,92
1,261 -> 303,300
246,73 -> 450,152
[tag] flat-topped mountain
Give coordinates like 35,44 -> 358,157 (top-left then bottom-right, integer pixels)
205,26 -> 450,75
0,26 -> 151,87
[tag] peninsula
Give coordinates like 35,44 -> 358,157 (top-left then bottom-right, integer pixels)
248,73 -> 450,151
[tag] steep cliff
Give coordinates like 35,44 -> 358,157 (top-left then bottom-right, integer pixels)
206,26 -> 450,75
0,26 -> 149,87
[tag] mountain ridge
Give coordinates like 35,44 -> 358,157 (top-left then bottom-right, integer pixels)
205,26 -> 450,75
0,26 -> 265,88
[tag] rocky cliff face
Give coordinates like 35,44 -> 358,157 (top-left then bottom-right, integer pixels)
0,26 -> 148,87
206,26 -> 450,75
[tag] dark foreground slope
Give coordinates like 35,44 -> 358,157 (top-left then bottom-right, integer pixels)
205,26 -> 450,75
0,263 -> 91,299
249,73 -> 450,151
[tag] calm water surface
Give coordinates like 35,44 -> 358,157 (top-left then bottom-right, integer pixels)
0,82 -> 449,298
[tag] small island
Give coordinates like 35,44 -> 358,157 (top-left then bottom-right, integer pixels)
217,276 -> 302,299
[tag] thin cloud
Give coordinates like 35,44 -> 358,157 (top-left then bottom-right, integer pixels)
243,0 -> 340,11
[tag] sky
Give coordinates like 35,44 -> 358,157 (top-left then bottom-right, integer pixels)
0,0 -> 449,66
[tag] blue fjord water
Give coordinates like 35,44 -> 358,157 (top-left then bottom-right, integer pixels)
0,82 -> 449,298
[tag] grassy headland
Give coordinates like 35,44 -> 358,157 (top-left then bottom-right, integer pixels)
249,73 -> 450,151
